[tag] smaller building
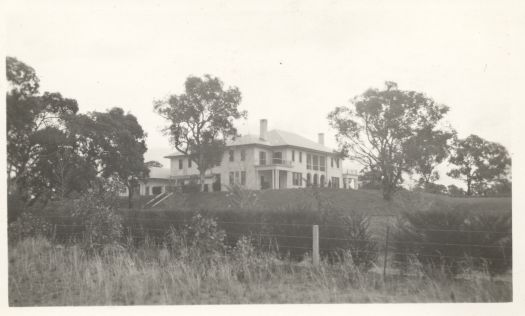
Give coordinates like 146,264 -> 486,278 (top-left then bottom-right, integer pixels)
119,167 -> 172,197
342,169 -> 360,189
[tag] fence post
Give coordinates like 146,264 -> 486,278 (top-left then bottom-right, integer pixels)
383,225 -> 390,281
53,224 -> 57,242
312,225 -> 320,266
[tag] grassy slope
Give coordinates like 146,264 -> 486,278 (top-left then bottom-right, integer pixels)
153,188 -> 512,214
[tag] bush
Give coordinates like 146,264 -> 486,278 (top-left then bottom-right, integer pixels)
465,212 -> 512,275
8,212 -> 54,242
183,213 -> 227,254
225,184 -> 259,209
8,194 -> 26,223
392,208 -> 512,276
339,211 -> 378,272
71,179 -> 124,252
116,206 -> 379,265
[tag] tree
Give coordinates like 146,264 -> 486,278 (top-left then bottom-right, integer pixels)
447,135 -> 511,196
484,178 -> 512,197
6,57 -> 80,203
154,75 -> 246,192
405,126 -> 455,186
447,184 -> 466,197
358,167 -> 382,190
328,81 -> 450,200
89,107 -> 149,208
418,182 -> 448,195
6,56 -> 40,96
25,126 -> 97,202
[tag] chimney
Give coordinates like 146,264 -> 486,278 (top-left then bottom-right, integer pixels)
260,119 -> 268,140
318,133 -> 325,145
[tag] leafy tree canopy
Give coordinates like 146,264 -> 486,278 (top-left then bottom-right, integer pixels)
447,134 -> 511,196
89,107 -> 149,208
154,75 -> 246,191
6,57 -> 81,204
328,81 -> 452,200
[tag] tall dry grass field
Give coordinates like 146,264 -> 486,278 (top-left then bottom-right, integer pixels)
9,237 -> 511,305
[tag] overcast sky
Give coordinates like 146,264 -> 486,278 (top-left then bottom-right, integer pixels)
5,0 -> 523,187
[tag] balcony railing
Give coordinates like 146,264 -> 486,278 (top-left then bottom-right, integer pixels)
344,169 -> 359,176
256,158 -> 293,168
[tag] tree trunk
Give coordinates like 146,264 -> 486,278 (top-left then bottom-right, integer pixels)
381,169 -> 394,201
200,171 -> 206,192
198,152 -> 206,192
466,178 -> 472,196
128,184 -> 134,209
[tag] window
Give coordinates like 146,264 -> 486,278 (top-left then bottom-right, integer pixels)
188,159 -> 192,168
312,155 -> 319,171
292,150 -> 295,161
306,154 -> 312,169
241,171 -> 246,185
331,158 -> 334,168
229,172 -> 234,185
313,174 -> 318,186
259,151 -> 267,165
241,149 -> 246,161
320,156 -> 326,171
299,152 -> 302,163
178,159 -> 183,169
235,171 -> 240,184
332,177 -> 340,188
306,173 -> 312,186
292,172 -> 302,186
320,175 -> 325,187
145,186 -> 150,195
335,158 -> 339,168
229,150 -> 234,162
273,152 -> 282,164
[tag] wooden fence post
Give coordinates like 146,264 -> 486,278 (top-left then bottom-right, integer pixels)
383,225 -> 390,281
313,225 -> 320,266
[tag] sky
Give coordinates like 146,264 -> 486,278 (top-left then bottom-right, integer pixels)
4,0 -> 524,187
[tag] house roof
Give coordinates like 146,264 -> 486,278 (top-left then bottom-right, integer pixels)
165,129 -> 338,158
148,167 -> 171,179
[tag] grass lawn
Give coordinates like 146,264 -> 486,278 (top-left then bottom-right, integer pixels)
149,188 -> 511,214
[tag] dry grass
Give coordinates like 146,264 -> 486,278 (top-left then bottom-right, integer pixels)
9,238 -> 511,306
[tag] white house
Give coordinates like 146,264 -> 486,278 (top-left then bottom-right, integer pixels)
165,119 -> 358,191
119,167 -> 172,197
343,169 -> 361,189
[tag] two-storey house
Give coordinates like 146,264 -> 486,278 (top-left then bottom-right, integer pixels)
165,119 -> 348,191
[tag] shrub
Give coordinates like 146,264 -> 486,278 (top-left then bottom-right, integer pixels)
225,184 -> 259,209
339,211 -> 378,272
163,226 -> 189,258
7,194 -> 26,223
8,212 -> 53,243
183,213 -> 227,254
465,212 -> 512,275
392,208 -> 512,276
71,179 -> 124,252
117,206 -> 380,266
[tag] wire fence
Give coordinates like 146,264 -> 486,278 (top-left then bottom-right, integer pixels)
30,212 -> 512,269
40,213 -> 512,234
